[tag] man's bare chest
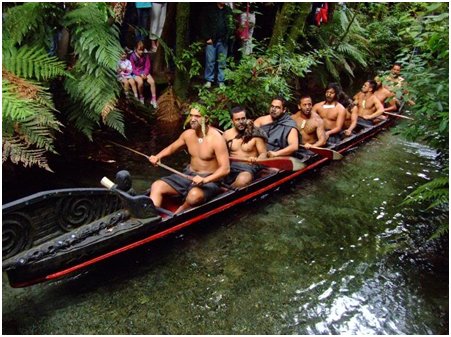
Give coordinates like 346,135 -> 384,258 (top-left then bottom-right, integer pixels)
298,118 -> 317,135
319,108 -> 339,121
229,138 -> 256,153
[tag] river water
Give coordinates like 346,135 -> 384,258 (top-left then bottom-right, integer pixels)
2,127 -> 448,334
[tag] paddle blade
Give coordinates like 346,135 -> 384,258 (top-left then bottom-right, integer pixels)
230,157 -> 306,171
308,146 -> 343,160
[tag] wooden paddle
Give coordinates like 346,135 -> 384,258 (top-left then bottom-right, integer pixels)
108,141 -> 238,190
230,156 -> 306,171
383,111 -> 415,120
300,145 -> 343,160
108,141 -> 194,181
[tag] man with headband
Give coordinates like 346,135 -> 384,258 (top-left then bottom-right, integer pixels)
149,102 -> 230,213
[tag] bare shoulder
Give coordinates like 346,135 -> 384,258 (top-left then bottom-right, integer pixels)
222,128 -> 235,141
312,112 -> 324,125
209,128 -> 227,146
254,114 -> 271,126
312,102 -> 324,111
311,111 -> 322,119
337,103 -> 346,113
353,92 -> 362,101
181,128 -> 195,140
290,112 -> 301,121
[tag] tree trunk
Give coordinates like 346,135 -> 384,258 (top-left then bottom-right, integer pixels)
285,3 -> 312,52
268,2 -> 297,48
153,2 -> 176,74
173,2 -> 190,101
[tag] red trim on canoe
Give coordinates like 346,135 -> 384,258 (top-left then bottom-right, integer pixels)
10,121 -> 395,287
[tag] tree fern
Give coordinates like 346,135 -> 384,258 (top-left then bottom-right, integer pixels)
3,46 -> 70,81
2,2 -> 64,50
401,175 -> 449,240
2,73 -> 61,169
401,175 -> 449,209
63,3 -> 124,139
2,137 -> 53,172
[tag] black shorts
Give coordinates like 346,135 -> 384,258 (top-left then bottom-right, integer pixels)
357,116 -> 375,128
224,161 -> 263,185
160,165 -> 221,202
325,129 -> 345,145
295,147 -> 316,159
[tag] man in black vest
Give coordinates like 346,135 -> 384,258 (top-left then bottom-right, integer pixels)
201,3 -> 233,88
254,97 -> 300,158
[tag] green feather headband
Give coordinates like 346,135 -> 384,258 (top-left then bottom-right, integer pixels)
184,103 -> 210,138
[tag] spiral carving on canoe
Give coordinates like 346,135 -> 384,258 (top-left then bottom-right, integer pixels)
2,213 -> 33,260
56,197 -> 101,232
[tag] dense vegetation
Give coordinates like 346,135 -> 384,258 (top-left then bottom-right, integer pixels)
2,2 -> 448,234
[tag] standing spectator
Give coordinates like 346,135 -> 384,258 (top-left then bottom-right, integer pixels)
238,2 -> 256,56
130,41 -> 158,108
201,2 -> 233,88
135,2 -> 151,44
149,2 -> 167,53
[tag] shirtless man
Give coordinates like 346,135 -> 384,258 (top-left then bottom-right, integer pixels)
291,95 -> 327,152
337,91 -> 359,137
387,63 -> 405,87
353,80 -> 385,126
223,107 -> 267,187
254,96 -> 299,158
374,77 -> 398,112
149,102 -> 230,213
386,63 -> 415,106
312,83 -> 347,144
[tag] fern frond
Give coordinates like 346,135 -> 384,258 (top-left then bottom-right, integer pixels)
2,81 -> 41,120
3,46 -> 70,81
104,109 -> 125,135
401,175 -> 449,209
2,136 -> 53,172
325,55 -> 339,81
61,3 -> 126,139
2,2 -> 63,48
64,4 -> 122,70
336,43 -> 367,67
157,87 -> 183,123
65,104 -> 98,141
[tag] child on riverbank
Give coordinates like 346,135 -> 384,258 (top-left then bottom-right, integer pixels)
117,49 -> 138,101
130,40 -> 158,108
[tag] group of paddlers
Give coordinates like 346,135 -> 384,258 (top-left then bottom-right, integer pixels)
148,64 -> 410,213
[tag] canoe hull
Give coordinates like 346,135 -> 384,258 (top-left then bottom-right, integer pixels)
2,115 -> 399,287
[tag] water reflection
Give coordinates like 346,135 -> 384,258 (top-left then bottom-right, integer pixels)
2,132 -> 448,334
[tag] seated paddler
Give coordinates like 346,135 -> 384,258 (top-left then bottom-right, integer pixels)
253,96 -> 300,158
353,80 -> 385,128
291,94 -> 327,157
149,102 -> 230,213
223,107 -> 267,187
312,83 -> 347,145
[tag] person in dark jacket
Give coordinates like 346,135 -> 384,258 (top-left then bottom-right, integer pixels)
201,3 -> 233,88
254,97 -> 300,158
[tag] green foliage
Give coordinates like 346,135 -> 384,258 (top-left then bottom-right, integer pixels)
160,40 -> 203,80
305,7 -> 369,86
2,2 -> 130,171
393,3 -> 449,238
196,43 -> 318,129
2,137 -> 54,172
2,2 -> 64,50
3,45 -> 70,81
2,79 -> 61,171
63,3 -> 124,139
